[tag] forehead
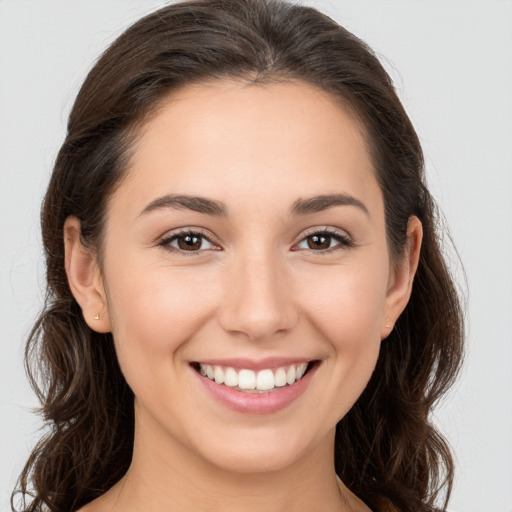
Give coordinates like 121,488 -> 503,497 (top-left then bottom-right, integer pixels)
116,79 -> 381,219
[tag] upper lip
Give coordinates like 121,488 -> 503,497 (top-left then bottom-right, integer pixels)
192,357 -> 316,371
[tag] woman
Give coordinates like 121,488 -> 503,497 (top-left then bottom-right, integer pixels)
12,0 -> 464,511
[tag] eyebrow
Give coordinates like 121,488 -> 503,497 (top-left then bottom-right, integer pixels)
290,193 -> 369,217
138,193 -> 369,218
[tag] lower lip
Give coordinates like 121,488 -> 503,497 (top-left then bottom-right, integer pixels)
194,363 -> 318,415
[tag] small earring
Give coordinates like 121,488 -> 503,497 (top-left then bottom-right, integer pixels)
94,314 -> 100,320
385,318 -> 391,329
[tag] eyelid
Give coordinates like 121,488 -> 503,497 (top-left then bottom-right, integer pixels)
158,227 -> 221,255
292,226 -> 355,253
299,226 -> 351,239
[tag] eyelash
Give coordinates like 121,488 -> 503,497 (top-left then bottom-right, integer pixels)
159,229 -> 218,256
158,228 -> 354,256
294,228 -> 354,253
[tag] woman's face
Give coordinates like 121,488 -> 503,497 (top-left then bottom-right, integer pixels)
88,80 -> 413,474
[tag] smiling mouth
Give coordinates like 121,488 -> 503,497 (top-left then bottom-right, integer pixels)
191,361 -> 317,393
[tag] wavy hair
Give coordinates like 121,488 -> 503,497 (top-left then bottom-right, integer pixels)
13,1 -> 464,511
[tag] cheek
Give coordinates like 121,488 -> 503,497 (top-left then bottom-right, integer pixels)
105,262 -> 218,366
286,260 -> 388,427
103,263 -> 221,425
299,260 -> 389,350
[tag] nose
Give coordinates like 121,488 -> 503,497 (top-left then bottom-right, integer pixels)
218,249 -> 299,342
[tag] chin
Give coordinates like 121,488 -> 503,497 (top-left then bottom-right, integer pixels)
190,422 -> 331,475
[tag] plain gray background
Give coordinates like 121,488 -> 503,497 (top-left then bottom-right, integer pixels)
1,1 -> 511,511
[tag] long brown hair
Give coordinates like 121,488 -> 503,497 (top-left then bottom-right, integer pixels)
12,1 -> 464,511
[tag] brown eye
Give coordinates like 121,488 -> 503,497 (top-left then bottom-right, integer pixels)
306,234 -> 332,250
160,230 -> 216,253
295,229 -> 353,253
176,234 -> 203,251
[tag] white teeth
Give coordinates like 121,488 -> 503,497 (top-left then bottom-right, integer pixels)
213,366 -> 224,384
274,367 -> 287,387
224,367 -> 238,387
286,365 -> 296,385
198,362 -> 310,391
238,369 -> 256,390
296,363 -> 307,380
256,369 -> 274,391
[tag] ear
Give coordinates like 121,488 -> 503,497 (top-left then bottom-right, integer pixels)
381,216 -> 423,339
64,216 -> 111,333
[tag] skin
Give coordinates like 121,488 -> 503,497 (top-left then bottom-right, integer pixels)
66,79 -> 422,512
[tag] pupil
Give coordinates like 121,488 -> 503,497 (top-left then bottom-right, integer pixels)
308,234 -> 330,250
178,235 -> 201,251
